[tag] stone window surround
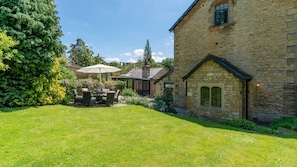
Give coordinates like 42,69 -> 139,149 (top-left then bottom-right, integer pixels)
195,83 -> 225,108
208,0 -> 236,29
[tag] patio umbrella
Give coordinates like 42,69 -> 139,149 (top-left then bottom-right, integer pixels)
77,64 -> 122,81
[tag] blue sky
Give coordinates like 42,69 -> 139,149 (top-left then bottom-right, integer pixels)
55,0 -> 194,63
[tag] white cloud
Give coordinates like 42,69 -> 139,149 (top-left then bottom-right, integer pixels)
152,52 -> 164,56
127,58 -> 137,63
133,49 -> 144,56
104,57 -> 121,63
164,36 -> 174,46
152,55 -> 166,63
65,32 -> 72,35
121,52 -> 133,57
121,49 -> 167,63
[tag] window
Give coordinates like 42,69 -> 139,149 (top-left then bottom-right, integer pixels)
211,87 -> 221,107
201,86 -> 222,107
201,87 -> 210,106
164,83 -> 174,88
215,3 -> 228,25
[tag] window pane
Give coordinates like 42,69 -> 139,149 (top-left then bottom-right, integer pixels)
215,3 -> 228,25
201,87 -> 210,106
223,4 -> 228,9
211,87 -> 221,107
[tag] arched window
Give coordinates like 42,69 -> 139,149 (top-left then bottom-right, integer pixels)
201,87 -> 210,106
215,3 -> 228,25
211,87 -> 222,107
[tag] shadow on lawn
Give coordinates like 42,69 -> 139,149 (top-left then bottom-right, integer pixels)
0,106 -> 31,113
167,113 -> 297,139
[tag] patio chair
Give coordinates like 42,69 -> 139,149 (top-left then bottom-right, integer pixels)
73,89 -> 83,104
83,91 -> 97,106
114,89 -> 120,103
102,91 -> 115,106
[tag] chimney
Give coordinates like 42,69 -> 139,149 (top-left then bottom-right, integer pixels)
142,59 -> 150,78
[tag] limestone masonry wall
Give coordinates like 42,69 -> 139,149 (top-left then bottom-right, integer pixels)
173,0 -> 297,121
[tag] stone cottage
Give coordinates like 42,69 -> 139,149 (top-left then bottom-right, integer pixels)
169,0 -> 297,121
111,63 -> 167,97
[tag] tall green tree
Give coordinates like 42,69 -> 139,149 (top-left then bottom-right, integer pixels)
143,39 -> 155,65
0,29 -> 18,71
0,0 -> 65,106
68,38 -> 94,67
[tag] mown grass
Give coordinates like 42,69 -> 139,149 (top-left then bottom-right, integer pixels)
1,105 -> 297,167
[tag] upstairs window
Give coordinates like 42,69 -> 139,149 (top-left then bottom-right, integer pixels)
215,3 -> 228,25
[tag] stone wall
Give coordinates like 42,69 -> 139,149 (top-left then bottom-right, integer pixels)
150,69 -> 167,96
173,0 -> 297,121
187,60 -> 244,120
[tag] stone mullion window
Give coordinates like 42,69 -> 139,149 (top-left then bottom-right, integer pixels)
201,87 -> 210,106
200,86 -> 222,107
211,87 -> 222,107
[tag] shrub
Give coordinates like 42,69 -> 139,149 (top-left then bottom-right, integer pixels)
119,96 -> 153,108
219,119 -> 256,130
116,80 -> 127,91
153,94 -> 176,113
270,117 -> 297,132
219,119 -> 279,135
121,89 -> 139,97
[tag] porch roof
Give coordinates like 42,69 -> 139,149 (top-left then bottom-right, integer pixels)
183,54 -> 252,81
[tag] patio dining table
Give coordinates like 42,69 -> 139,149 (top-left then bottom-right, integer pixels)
92,90 -> 107,103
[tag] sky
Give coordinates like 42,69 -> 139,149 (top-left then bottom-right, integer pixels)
55,0 -> 194,63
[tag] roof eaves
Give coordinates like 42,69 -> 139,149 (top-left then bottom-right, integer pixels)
183,54 -> 252,81
169,0 -> 200,32
154,70 -> 174,84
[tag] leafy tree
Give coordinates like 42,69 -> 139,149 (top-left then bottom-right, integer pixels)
108,61 -> 121,68
93,53 -> 106,64
0,29 -> 18,71
0,0 -> 65,106
68,38 -> 94,67
161,58 -> 174,71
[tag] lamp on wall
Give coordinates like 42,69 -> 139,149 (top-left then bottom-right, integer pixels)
256,83 -> 260,87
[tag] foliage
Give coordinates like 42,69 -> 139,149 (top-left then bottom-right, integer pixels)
219,119 -> 257,130
57,58 -> 77,104
0,0 -> 65,106
143,39 -> 155,65
68,38 -> 95,67
1,105 -> 297,166
108,61 -> 121,68
121,88 -> 139,97
119,96 -> 153,108
160,58 -> 174,71
116,80 -> 127,91
0,29 -> 18,71
93,53 -> 106,64
270,117 -> 297,131
153,94 -> 175,113
219,119 -> 278,135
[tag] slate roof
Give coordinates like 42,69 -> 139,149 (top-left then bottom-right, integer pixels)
183,54 -> 252,81
169,0 -> 200,32
154,70 -> 174,84
111,68 -> 164,80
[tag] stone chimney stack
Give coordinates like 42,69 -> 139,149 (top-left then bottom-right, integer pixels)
142,59 -> 150,78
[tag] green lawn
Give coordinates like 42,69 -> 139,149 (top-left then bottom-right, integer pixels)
1,105 -> 297,167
